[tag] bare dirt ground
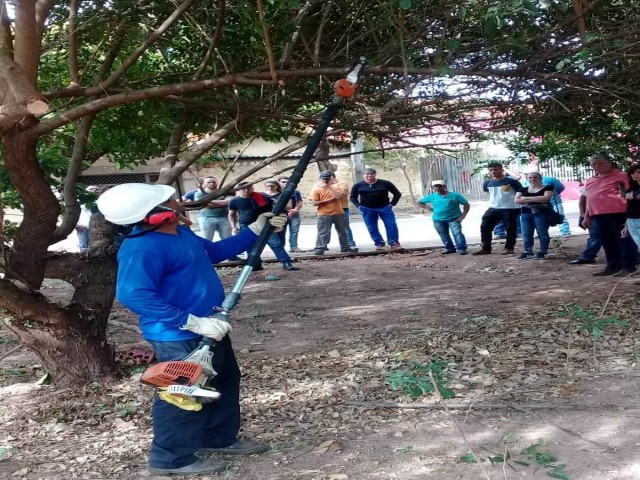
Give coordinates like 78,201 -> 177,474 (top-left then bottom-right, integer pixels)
2,235 -> 640,480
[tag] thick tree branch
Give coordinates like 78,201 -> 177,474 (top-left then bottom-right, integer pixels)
157,118 -> 241,185
0,0 -> 12,56
67,0 -> 79,85
13,0 -> 38,84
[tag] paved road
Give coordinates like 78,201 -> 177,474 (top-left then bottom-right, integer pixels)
52,199 -> 586,256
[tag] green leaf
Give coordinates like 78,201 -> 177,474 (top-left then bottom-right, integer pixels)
398,0 -> 413,9
513,460 -> 530,466
555,60 -> 566,71
548,464 -> 571,479
488,455 -> 505,464
0,447 -> 17,461
459,453 -> 478,463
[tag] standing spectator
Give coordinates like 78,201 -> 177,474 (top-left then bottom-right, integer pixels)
228,182 -> 299,271
417,180 -> 469,255
278,176 -> 304,253
569,193 -> 602,264
336,176 -> 358,250
493,168 -> 522,239
519,173 -> 571,237
97,183 -> 281,476
624,165 -> 640,249
583,153 -> 634,276
515,171 -> 554,259
309,171 -> 358,255
182,179 -> 203,202
75,185 -> 100,253
472,162 -> 523,255
194,177 -> 232,241
349,167 -> 402,250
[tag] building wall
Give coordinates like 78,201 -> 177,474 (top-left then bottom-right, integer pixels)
194,158 -> 422,217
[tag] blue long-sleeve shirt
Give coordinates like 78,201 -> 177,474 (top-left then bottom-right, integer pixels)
116,226 -> 257,341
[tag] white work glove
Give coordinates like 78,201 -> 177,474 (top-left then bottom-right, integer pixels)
248,212 -> 287,235
180,314 -> 232,341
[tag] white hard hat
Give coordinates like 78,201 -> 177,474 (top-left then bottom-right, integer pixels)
431,180 -> 446,186
97,183 -> 175,225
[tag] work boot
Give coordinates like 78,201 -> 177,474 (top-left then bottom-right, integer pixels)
341,247 -> 359,253
198,440 -> 270,456
501,249 -> 515,255
389,243 -> 404,251
148,457 -> 231,476
282,261 -> 299,271
471,249 -> 491,255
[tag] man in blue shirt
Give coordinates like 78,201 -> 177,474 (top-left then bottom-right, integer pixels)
97,183 -> 286,476
417,180 -> 470,254
472,162 -> 523,255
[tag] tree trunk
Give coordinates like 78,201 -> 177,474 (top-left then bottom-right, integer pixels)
1,253 -> 119,387
4,128 -> 60,289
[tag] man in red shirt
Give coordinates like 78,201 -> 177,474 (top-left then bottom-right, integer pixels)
583,154 -> 635,276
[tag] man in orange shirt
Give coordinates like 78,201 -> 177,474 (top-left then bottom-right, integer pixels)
309,171 -> 359,255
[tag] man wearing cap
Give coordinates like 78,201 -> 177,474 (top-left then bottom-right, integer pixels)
349,167 -> 403,250
309,171 -> 358,255
417,180 -> 470,254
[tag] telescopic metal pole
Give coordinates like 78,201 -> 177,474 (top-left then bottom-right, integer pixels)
219,57 -> 367,314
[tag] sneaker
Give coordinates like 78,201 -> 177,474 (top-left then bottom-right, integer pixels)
341,247 -> 359,253
471,249 -> 491,255
282,261 -> 299,271
458,250 -> 468,255
492,235 -> 506,240
374,245 -> 387,251
198,440 -> 270,456
389,243 -> 404,251
535,252 -> 546,259
517,252 -> 534,260
148,457 -> 231,476
252,264 -> 265,271
592,269 -> 620,277
569,258 -> 595,265
441,249 -> 456,254
313,249 -> 325,255
289,247 -> 303,253
501,249 -> 515,255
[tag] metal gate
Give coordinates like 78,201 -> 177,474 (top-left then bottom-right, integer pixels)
419,152 -> 592,200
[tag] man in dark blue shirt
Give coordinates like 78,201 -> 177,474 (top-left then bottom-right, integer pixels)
350,167 -> 403,250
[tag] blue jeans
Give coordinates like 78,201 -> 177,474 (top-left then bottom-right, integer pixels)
589,213 -> 634,271
627,218 -> 640,248
553,202 -> 571,236
285,214 -> 302,249
520,211 -> 551,254
433,220 -> 467,252
76,227 -> 89,252
580,219 -> 602,261
343,208 -> 356,247
147,336 -> 241,469
199,216 -> 231,241
359,205 -> 400,246
239,224 -> 291,265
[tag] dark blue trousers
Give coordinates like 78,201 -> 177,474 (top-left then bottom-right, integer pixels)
589,213 -> 634,271
147,336 -> 240,469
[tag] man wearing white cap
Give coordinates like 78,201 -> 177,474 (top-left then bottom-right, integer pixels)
417,180 -> 470,254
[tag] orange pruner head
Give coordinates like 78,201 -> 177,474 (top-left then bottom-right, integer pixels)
334,78 -> 358,98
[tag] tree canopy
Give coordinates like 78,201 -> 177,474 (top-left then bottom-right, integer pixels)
2,0 -> 640,384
